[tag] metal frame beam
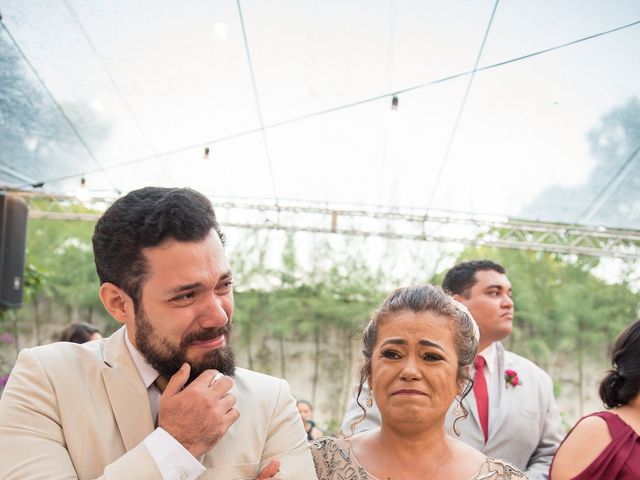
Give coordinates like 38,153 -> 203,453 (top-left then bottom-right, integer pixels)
18,192 -> 640,260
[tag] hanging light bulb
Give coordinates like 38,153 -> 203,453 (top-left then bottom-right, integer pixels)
391,95 -> 399,110
76,177 -> 90,202
203,147 -> 210,160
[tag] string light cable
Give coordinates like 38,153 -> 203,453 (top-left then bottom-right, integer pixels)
62,0 -> 175,184
12,17 -> 640,190
236,0 -> 280,205
425,0 -> 500,210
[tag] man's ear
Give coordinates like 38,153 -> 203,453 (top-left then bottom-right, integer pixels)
452,293 -> 464,303
99,282 -> 135,325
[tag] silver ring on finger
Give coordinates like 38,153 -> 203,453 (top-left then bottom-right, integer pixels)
209,372 -> 224,387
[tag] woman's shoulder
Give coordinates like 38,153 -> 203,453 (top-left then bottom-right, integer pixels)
311,435 -> 347,452
311,436 -> 369,480
451,435 -> 486,459
474,458 -> 528,479
310,436 -> 342,468
568,412 -> 611,438
448,437 -> 523,479
550,413 -> 612,480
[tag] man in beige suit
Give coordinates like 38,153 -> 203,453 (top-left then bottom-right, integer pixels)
0,187 -> 316,479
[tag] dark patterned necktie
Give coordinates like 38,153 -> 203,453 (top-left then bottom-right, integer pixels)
153,375 -> 169,393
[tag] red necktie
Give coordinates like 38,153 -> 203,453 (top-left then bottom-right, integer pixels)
474,355 -> 489,443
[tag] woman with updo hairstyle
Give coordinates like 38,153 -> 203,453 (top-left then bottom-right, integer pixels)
311,284 -> 526,480
550,319 -> 640,479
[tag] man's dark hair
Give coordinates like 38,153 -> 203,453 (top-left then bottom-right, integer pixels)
92,187 -> 224,309
442,259 -> 506,297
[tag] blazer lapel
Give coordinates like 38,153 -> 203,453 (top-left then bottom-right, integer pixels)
488,342 -> 511,438
102,327 -> 155,452
463,385 -> 481,431
451,373 -> 484,448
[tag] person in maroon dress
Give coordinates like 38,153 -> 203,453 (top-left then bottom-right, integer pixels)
550,319 -> 640,479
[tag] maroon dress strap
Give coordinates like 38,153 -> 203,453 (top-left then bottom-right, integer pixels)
552,411 -> 640,480
589,411 -> 627,435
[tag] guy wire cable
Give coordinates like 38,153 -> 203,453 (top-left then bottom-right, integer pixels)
0,15 -> 120,193
15,17 -> 640,190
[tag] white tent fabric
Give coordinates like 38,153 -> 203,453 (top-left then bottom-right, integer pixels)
1,0 -> 640,229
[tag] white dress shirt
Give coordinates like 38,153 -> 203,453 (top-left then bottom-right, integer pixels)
124,332 -> 205,480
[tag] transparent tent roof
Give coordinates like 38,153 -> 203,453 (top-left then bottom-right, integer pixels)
1,0 -> 639,231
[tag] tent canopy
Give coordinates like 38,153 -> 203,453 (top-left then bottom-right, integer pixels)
2,0 -> 640,231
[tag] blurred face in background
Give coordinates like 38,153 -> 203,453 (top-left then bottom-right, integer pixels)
297,402 -> 313,421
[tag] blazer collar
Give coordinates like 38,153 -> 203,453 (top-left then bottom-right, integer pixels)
488,341 -> 512,440
102,326 -> 155,451
463,341 -> 507,439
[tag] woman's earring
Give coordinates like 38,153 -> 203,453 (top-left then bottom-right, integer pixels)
366,390 -> 373,408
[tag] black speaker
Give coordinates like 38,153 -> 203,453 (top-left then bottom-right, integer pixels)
0,193 -> 28,308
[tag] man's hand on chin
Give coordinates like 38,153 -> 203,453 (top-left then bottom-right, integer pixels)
157,363 -> 239,458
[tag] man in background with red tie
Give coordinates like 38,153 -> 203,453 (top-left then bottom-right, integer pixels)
341,259 -> 564,479
442,260 -> 563,479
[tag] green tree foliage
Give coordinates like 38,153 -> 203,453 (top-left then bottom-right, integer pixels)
3,201 -> 116,356
523,97 -> 640,229
230,232 -> 383,418
0,260 -> 46,389
3,208 -> 639,421
26,213 -> 103,320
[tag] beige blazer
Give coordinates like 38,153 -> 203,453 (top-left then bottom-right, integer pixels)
0,327 -> 316,479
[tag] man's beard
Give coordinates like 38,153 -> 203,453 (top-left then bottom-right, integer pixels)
134,308 -> 236,384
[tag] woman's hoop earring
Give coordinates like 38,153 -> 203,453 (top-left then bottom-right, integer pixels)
366,390 -> 373,408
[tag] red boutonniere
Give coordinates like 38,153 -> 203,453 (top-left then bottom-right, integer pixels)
505,369 -> 522,387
